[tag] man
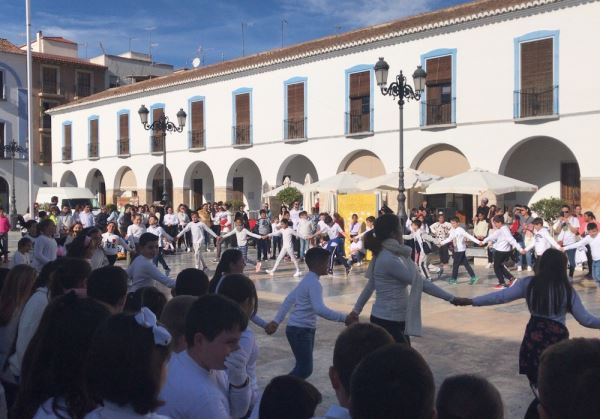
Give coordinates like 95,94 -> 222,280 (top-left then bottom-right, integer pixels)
475,197 -> 490,220
314,324 -> 394,419
158,294 -> 252,419
262,203 -> 272,220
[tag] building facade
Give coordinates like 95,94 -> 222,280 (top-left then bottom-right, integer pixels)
48,0 -> 600,216
90,51 -> 174,89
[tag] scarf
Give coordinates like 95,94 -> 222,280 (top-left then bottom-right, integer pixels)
365,238 -> 425,337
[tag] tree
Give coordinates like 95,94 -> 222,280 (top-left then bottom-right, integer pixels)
530,197 -> 568,223
276,187 -> 303,207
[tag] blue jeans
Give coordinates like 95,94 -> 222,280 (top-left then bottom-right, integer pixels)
593,260 -> 600,282
285,325 -> 315,379
565,248 -> 576,277
299,238 -> 309,259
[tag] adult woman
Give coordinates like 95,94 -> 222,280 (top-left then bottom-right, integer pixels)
0,265 -> 37,369
84,308 -> 171,419
351,214 -> 457,344
64,222 -> 84,247
12,294 -> 110,419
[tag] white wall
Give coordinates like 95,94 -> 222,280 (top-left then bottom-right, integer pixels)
49,1 -> 600,210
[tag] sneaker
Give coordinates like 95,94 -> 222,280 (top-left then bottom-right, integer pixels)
517,266 -> 522,272
447,278 -> 458,285
212,258 -> 220,263
186,248 -> 191,253
165,268 -> 171,276
255,262 -> 262,273
293,270 -> 302,277
494,284 -> 506,290
437,267 -> 445,279
346,266 -> 352,276
507,278 -> 517,287
527,266 -> 532,272
266,269 -> 274,275
469,276 -> 479,285
328,269 -> 333,276
487,262 -> 493,269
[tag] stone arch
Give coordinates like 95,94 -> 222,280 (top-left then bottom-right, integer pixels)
499,136 -> 580,207
59,170 -> 78,187
183,161 -> 215,210
146,164 -> 173,204
276,154 -> 319,186
84,169 -> 106,206
337,150 -> 385,178
114,166 -> 139,206
226,158 -> 262,211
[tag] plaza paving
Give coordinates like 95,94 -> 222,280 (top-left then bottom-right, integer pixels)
5,232 -> 600,417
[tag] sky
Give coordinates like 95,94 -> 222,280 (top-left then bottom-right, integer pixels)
1,0 -> 468,69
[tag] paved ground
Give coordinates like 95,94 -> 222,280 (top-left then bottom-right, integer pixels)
5,232 -> 600,417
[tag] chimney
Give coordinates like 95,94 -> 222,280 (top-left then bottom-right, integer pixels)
36,31 -> 42,52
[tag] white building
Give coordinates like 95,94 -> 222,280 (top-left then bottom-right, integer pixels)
48,0 -> 600,218
89,51 -> 174,88
0,39 -> 51,214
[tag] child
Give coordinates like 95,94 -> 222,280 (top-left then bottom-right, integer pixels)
217,274 -> 261,413
348,213 -> 362,239
297,211 -> 313,262
127,232 -> 176,292
255,209 -> 272,263
563,222 -> 600,282
264,219 -> 301,277
101,222 -> 129,266
173,268 -> 210,297
220,219 -> 263,272
265,247 -> 354,378
430,213 -> 452,278
12,237 -> 32,267
257,375 -> 322,419
85,308 -> 172,419
0,208 -> 10,263
403,219 -> 435,280
125,214 -> 146,259
349,237 -> 365,267
147,215 -> 174,274
436,374 -> 504,419
177,212 -> 219,271
482,215 -> 524,289
439,217 -> 482,285
160,295 -> 197,353
318,215 -> 351,276
522,217 -> 561,270
31,219 -> 57,273
270,216 -> 282,260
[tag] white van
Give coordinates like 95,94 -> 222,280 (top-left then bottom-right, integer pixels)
36,187 -> 99,210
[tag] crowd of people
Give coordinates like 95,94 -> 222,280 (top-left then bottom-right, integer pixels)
0,195 -> 597,419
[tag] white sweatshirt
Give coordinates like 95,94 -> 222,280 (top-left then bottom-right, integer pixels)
524,228 -> 561,256
32,235 -> 57,272
564,235 -> 600,261
126,224 -> 146,244
177,221 -> 217,244
101,232 -> 128,256
221,228 -> 261,247
147,225 -> 174,248
440,227 -> 480,252
127,255 -> 176,292
482,226 -> 523,252
268,227 -> 299,249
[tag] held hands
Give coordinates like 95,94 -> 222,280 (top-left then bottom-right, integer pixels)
345,311 -> 359,326
225,348 -> 249,387
264,321 -> 279,335
451,297 -> 473,306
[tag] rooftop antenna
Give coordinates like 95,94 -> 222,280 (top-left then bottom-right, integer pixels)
241,22 -> 246,56
281,19 -> 288,48
128,36 -> 137,52
145,26 -> 156,62
79,41 -> 88,58
221,51 -> 225,62
99,41 -> 106,54
335,25 -> 342,34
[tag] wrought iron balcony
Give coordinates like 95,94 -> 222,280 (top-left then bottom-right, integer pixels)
515,86 -> 558,119
189,129 -> 205,150
151,133 -> 165,153
345,109 -> 372,134
62,146 -> 72,162
232,124 -> 252,146
284,118 -> 306,140
118,138 -> 130,156
88,142 -> 99,159
421,98 -> 455,126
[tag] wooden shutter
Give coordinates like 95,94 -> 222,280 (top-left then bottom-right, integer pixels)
90,119 -> 98,144
64,124 -> 71,147
152,108 -> 164,131
236,94 -> 250,126
426,56 -> 451,85
287,83 -> 304,120
191,101 -> 204,132
119,113 -> 129,139
521,38 -> 553,92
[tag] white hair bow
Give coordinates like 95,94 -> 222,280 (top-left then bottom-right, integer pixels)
134,307 -> 172,347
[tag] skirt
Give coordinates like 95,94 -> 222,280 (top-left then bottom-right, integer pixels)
519,315 -> 569,385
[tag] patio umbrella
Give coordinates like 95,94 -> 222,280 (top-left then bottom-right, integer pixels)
302,171 -> 367,193
261,180 -> 305,198
424,168 -> 538,195
357,168 -> 442,191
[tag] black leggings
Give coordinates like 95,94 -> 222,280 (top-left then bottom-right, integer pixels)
494,250 -> 514,284
370,315 -> 411,345
451,251 -> 475,279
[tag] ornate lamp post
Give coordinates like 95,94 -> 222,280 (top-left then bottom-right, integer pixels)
2,140 -> 28,230
374,57 -> 427,234
138,105 -> 187,205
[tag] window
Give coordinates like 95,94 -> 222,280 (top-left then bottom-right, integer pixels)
347,70 -> 371,133
76,71 -> 92,97
233,90 -> 251,145
515,34 -> 557,118
151,106 -> 165,153
89,117 -> 99,158
118,112 -> 129,156
42,66 -> 58,94
109,76 -> 120,88
40,134 -> 51,164
62,123 -> 72,161
189,99 -> 205,149
285,80 -> 306,140
424,55 -> 453,125
41,101 -> 57,130
0,71 -> 4,99
0,122 -> 4,153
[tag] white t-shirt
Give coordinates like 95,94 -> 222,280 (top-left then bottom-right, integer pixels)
126,224 -> 146,244
269,227 -> 298,249
11,251 -> 31,267
127,255 -> 175,292
158,350 -> 251,419
85,401 -> 169,419
102,232 -> 128,256
221,228 -> 261,247
177,221 -> 216,244
554,216 -> 580,246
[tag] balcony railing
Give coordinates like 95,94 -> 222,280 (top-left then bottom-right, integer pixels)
285,118 -> 306,140
345,109 -> 372,134
151,133 -> 165,153
189,129 -> 205,150
39,135 -> 52,164
232,124 -> 252,146
515,86 -> 558,119
88,142 -> 99,159
118,138 -> 130,156
62,146 -> 72,161
421,99 -> 455,126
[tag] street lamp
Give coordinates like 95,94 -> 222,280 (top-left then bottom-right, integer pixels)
138,104 -> 187,205
374,57 -> 427,235
2,140 -> 28,230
